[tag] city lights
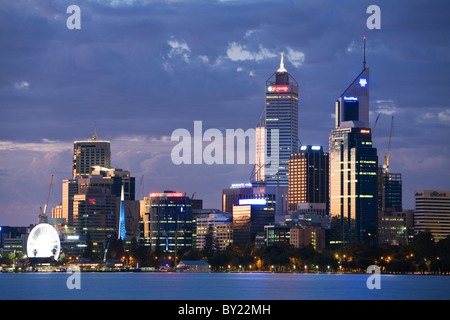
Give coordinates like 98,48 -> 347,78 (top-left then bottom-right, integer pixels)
149,192 -> 184,197
266,85 -> 290,93
238,199 -> 267,205
359,78 -> 368,87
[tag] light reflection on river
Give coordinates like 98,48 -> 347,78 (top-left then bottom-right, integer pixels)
0,272 -> 448,300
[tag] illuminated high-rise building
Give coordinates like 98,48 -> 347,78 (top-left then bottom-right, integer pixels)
329,38 -> 378,246
62,179 -> 78,226
254,52 -> 299,187
378,168 -> 402,213
73,133 -> 111,179
72,176 -> 120,252
288,145 -> 329,213
140,191 -> 193,254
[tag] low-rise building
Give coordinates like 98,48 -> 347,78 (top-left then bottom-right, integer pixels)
177,260 -> 209,272
290,226 -> 326,250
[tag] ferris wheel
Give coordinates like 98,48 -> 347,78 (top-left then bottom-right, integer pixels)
27,223 -> 61,260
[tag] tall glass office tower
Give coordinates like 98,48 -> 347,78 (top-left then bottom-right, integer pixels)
140,191 -> 193,254
288,145 -> 329,213
73,133 -> 111,179
329,39 -> 378,246
254,53 -> 299,187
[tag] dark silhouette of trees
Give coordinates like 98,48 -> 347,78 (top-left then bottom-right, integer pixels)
118,231 -> 450,274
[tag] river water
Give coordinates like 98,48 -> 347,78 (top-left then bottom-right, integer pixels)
0,272 -> 449,300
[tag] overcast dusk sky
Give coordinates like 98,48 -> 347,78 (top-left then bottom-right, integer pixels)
0,0 -> 449,226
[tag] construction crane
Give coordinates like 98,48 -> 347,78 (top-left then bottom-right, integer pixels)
372,113 -> 381,135
384,116 -> 394,173
39,174 -> 54,223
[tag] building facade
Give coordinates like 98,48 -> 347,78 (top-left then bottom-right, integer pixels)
72,176 -> 120,252
414,190 -> 450,242
232,200 -> 275,246
222,183 -> 254,213
62,179 -> 79,226
378,168 -> 402,213
264,225 -> 290,246
0,226 -> 31,253
254,52 -> 299,187
329,57 -> 378,246
252,185 -> 288,223
72,135 -> 111,179
377,212 -> 409,246
140,191 -> 193,253
329,127 -> 378,246
288,145 -> 329,213
196,213 -> 233,251
290,226 -> 326,251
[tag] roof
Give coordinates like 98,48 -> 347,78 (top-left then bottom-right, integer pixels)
69,258 -> 98,265
180,260 -> 209,265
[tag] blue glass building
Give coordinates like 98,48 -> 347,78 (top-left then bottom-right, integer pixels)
140,191 -> 193,254
329,44 -> 379,246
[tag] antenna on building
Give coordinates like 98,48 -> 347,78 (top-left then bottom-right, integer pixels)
93,122 -> 98,141
363,36 -> 367,70
384,116 -> 394,173
277,52 -> 287,73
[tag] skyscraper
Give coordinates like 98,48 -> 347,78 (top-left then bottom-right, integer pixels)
91,167 -> 136,201
73,133 -> 111,179
378,169 -> 402,213
329,39 -> 378,246
72,176 -> 120,252
140,191 -> 193,254
254,52 -> 299,187
288,145 -> 329,213
62,178 -> 78,226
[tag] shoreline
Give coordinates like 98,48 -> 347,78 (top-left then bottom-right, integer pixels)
1,267 -> 449,276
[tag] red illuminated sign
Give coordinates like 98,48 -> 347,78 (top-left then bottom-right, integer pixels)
149,192 -> 184,198
89,198 -> 96,204
267,85 -> 289,93
360,129 -> 370,134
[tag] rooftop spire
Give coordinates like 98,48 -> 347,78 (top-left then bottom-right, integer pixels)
93,122 -> 98,141
363,36 -> 366,70
277,51 -> 287,73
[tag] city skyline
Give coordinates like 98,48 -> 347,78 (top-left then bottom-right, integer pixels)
1,0 -> 449,226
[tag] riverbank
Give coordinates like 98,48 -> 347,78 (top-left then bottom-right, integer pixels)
2,265 -> 449,276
